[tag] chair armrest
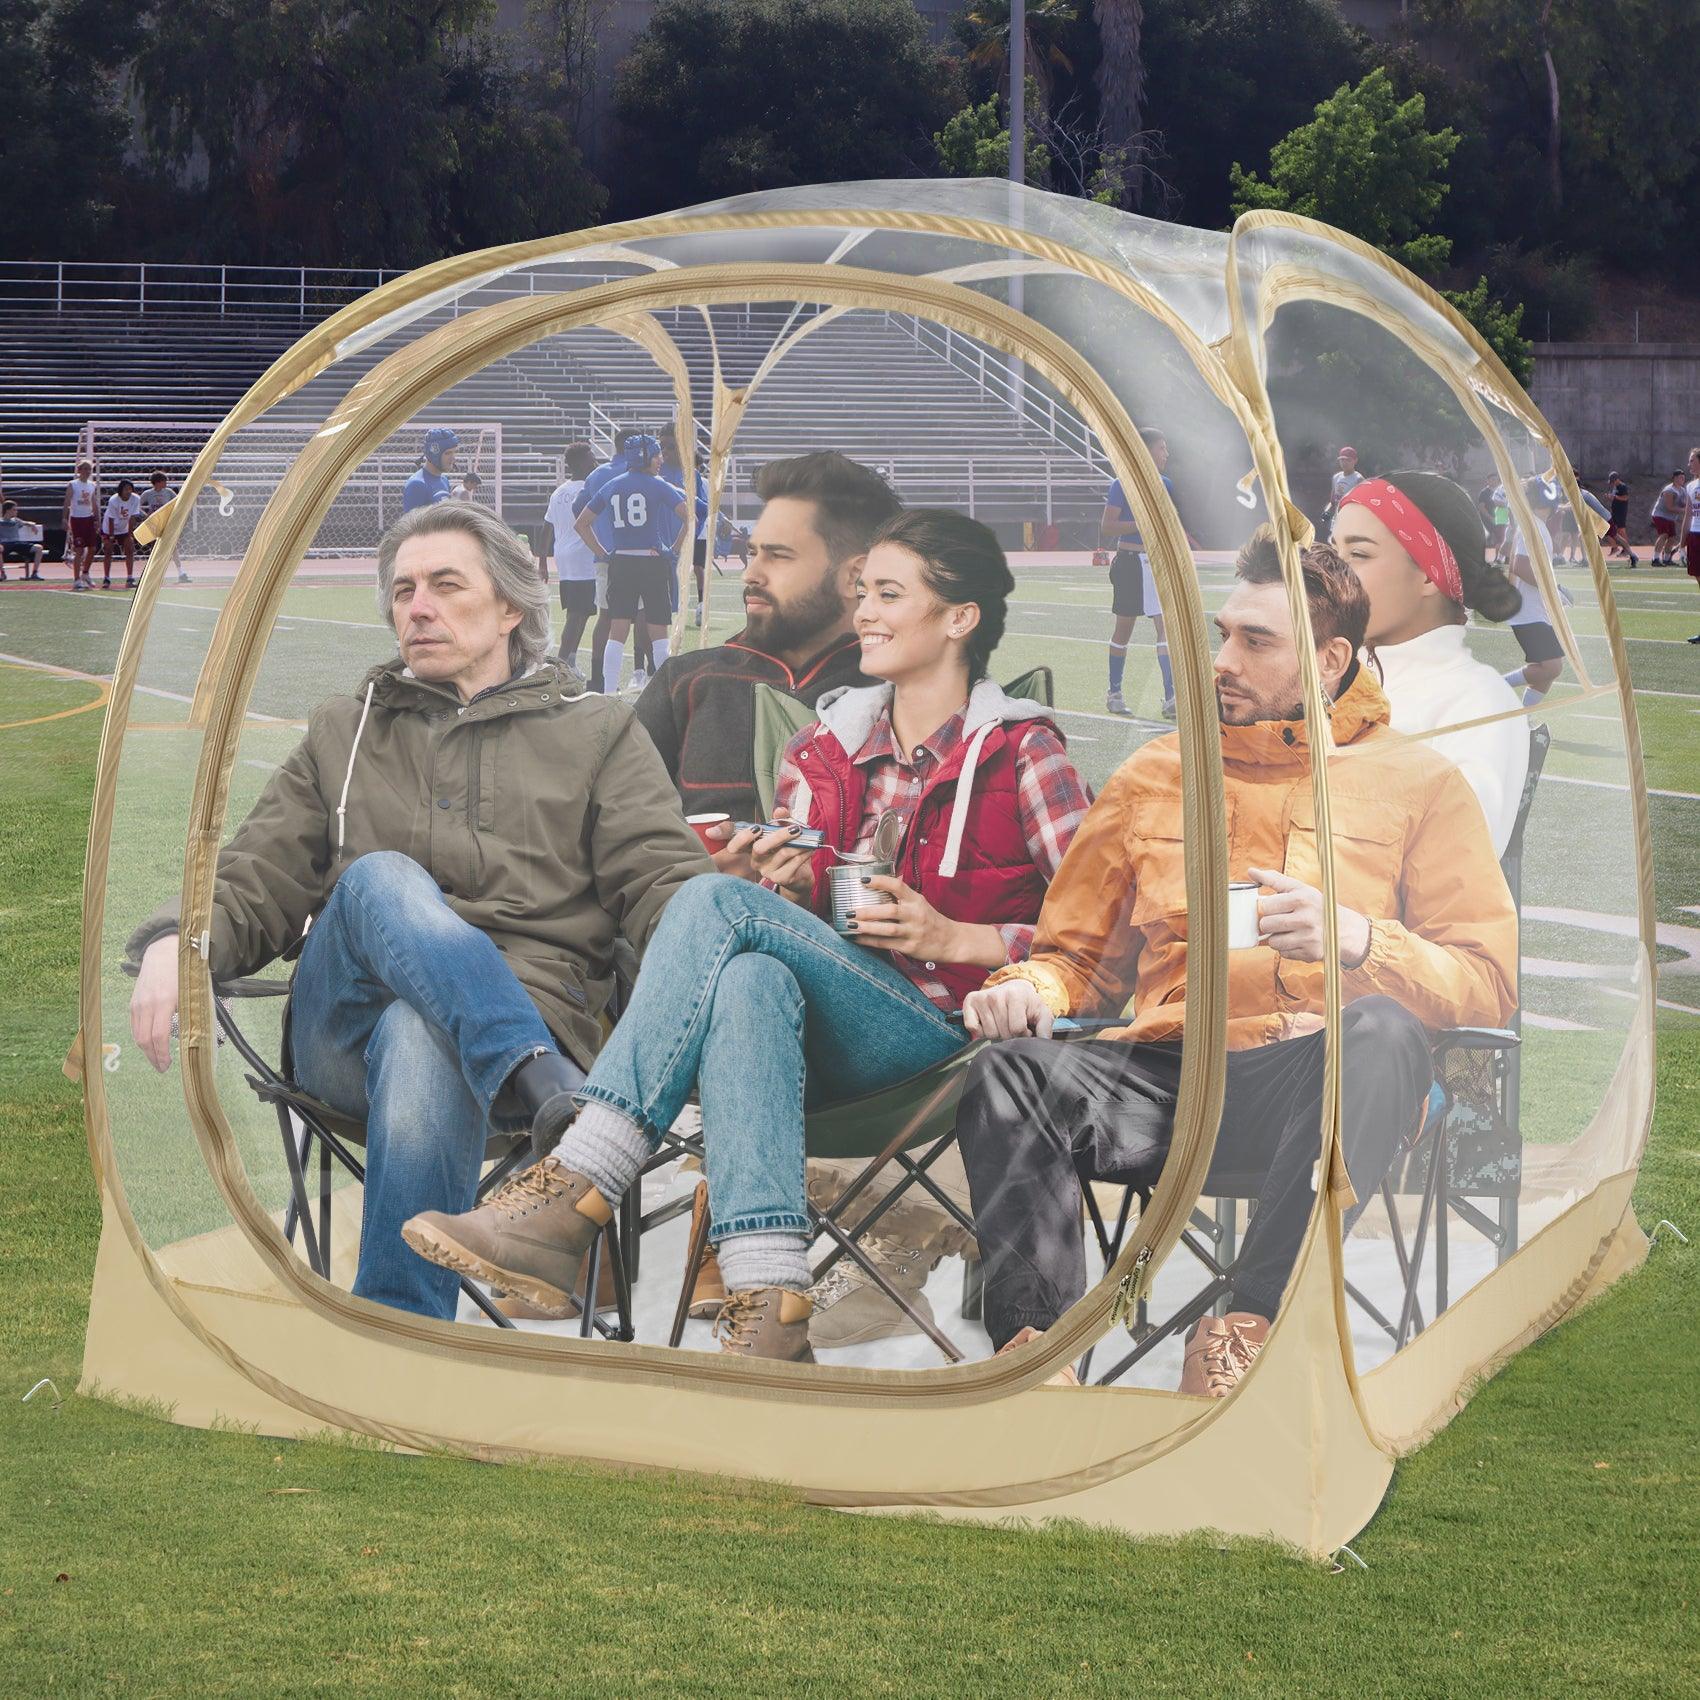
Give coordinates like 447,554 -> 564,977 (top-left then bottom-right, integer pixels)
214,976 -> 291,999
1431,1025 -> 1521,1054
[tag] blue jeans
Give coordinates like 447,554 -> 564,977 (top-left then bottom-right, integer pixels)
288,851 -> 559,1319
576,875 -> 967,1239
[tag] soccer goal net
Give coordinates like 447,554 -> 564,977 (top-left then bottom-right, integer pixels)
76,420 -> 504,561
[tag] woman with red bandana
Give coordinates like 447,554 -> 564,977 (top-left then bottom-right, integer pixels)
1332,470 -> 1529,856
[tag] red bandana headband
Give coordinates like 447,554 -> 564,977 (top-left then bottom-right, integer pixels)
1337,477 -> 1463,602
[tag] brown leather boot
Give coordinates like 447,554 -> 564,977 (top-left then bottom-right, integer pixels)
402,1157 -> 612,1318
686,1180 -> 728,1319
712,1289 -> 815,1362
1178,1312 -> 1270,1398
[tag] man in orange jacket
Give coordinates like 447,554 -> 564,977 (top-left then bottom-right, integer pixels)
958,528 -> 1518,1397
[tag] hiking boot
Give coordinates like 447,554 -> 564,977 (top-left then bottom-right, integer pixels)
401,1156 -> 612,1318
686,1180 -> 727,1319
713,1288 -> 815,1362
807,1236 -> 937,1347
1178,1311 -> 1270,1398
1105,689 -> 1131,717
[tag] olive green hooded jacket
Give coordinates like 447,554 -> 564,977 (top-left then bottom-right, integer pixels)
127,657 -> 712,1068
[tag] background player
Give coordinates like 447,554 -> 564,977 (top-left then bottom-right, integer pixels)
545,442 -> 599,675
139,471 -> 190,583
100,477 -> 143,589
1323,444 -> 1365,522
1100,425 -> 1186,719
62,458 -> 99,590
401,426 -> 460,513
574,432 -> 689,693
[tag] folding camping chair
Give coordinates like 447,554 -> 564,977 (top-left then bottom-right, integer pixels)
211,973 -> 639,1340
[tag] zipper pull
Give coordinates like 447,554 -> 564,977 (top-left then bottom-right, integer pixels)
1108,1244 -> 1154,1328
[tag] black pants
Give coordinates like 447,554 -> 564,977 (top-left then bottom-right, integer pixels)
956,996 -> 1433,1348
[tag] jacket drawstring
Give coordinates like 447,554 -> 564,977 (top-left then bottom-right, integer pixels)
336,680 -> 376,858
937,719 -> 998,879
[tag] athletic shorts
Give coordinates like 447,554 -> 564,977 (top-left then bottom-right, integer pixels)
1687,533 -> 1700,578
605,552 -> 672,624
1651,516 -> 1675,537
1513,621 -> 1564,665
1109,549 -> 1157,619
69,515 -> 98,546
558,578 -> 596,614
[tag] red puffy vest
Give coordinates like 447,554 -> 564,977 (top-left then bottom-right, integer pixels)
791,716 -> 1053,1009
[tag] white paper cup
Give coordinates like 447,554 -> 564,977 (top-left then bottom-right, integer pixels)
1228,881 -> 1262,950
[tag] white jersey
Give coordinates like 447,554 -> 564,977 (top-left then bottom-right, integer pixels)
1688,479 -> 1700,534
546,478 -> 597,582
67,477 -> 98,517
1330,469 -> 1364,508
1505,515 -> 1552,626
102,493 -> 143,535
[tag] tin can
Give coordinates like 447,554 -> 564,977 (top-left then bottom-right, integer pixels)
829,858 -> 894,935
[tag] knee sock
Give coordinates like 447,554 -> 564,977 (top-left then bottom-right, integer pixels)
552,1100 -> 648,1206
1156,642 -> 1174,702
1108,643 -> 1128,693
602,639 -> 625,692
1502,666 -> 1526,690
1522,685 -> 1547,707
650,635 -> 669,670
717,1230 -> 812,1296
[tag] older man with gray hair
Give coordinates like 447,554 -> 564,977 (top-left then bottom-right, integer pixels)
127,501 -> 710,1320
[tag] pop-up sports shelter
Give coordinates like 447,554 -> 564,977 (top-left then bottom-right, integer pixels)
73,182 -> 1654,1557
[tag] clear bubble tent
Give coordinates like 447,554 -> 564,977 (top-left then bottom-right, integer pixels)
75,182 -> 1654,1556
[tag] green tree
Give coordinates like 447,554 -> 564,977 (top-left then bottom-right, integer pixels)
613,0 -> 961,217
1137,0 -> 1367,229
934,89 -> 1052,186
1229,67 -> 1458,277
0,0 -> 137,259
129,0 -> 603,267
953,0 -> 1079,104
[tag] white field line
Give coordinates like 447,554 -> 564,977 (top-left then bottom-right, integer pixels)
1544,772 -> 1700,802
0,649 -> 295,724
40,586 -> 389,633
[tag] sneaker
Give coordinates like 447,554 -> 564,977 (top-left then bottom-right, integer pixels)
1178,1311 -> 1270,1397
401,1156 -> 612,1318
713,1288 -> 815,1362
686,1180 -> 728,1319
1105,689 -> 1131,717
807,1236 -> 937,1347
1689,634 -> 1700,645
73,577 -> 89,591
996,1324 -> 1080,1386
627,668 -> 648,693
125,577 -> 137,588
1160,697 -> 1177,722
177,573 -> 192,584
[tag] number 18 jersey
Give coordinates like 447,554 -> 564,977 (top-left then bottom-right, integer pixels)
586,470 -> 685,556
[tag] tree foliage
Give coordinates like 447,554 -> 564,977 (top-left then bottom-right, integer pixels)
128,0 -> 603,267
1229,68 -> 1458,277
613,0 -> 961,216
0,0 -> 136,259
935,89 -> 1053,187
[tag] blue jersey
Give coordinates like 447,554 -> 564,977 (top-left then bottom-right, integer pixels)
1105,473 -> 1174,551
662,462 -> 711,539
572,455 -> 627,517
402,468 -> 453,512
587,470 -> 686,555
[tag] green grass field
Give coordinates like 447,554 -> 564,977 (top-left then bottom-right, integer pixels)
2,564 -> 1698,1697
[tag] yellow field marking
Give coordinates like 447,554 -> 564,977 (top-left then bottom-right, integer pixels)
0,660 -> 110,731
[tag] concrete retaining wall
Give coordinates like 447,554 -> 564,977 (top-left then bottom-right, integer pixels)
1529,342 -> 1700,484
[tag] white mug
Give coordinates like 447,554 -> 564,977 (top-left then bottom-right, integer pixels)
1227,881 -> 1262,950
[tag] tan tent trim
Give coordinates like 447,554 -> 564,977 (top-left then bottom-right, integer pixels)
142,263 -> 1232,1405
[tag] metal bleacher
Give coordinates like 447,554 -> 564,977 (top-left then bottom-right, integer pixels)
0,262 -> 1108,539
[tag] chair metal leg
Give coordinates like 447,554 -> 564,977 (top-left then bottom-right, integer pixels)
1435,1163 -> 1451,1320
1499,1192 -> 1519,1264
1396,1133 -> 1446,1350
1213,1198 -> 1239,1317
669,1187 -> 714,1348
810,1206 -> 964,1362
960,1256 -> 984,1323
620,1184 -> 642,1285
317,1137 -> 332,1273
278,1112 -> 324,1277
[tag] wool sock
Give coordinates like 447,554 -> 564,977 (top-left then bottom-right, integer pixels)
602,639 -> 625,693
1107,643 -> 1128,693
1156,642 -> 1174,701
716,1230 -> 812,1296
551,1100 -> 649,1206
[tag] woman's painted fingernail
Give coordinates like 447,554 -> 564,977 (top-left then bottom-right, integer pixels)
861,875 -> 872,885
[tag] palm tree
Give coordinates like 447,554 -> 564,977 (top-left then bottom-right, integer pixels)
959,0 -> 1079,105
1093,0 -> 1145,208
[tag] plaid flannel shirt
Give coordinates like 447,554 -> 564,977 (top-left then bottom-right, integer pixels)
774,705 -> 1089,1010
